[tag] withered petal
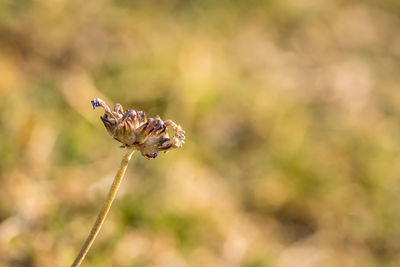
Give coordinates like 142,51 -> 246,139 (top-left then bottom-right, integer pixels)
92,98 -> 185,159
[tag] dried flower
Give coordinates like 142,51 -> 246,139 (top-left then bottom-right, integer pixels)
91,98 -> 185,159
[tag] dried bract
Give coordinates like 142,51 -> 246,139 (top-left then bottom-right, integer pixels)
91,98 -> 185,159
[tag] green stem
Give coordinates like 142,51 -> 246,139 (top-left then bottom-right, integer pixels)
71,148 -> 134,267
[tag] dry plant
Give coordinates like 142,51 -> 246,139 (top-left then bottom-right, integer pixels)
71,98 -> 185,267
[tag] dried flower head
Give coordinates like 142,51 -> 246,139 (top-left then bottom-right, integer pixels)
91,98 -> 185,159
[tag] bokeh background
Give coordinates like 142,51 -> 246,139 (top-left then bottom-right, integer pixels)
1,0 -> 400,266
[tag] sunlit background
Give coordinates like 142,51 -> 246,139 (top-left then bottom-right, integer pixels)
1,0 -> 400,266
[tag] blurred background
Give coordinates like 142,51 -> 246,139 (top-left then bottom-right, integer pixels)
1,0 -> 400,266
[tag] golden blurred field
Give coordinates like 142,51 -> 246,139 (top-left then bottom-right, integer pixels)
1,0 -> 400,266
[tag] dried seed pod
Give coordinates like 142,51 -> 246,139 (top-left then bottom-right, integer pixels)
91,98 -> 185,159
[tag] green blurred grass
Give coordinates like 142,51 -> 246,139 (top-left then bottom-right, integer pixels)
1,0 -> 400,266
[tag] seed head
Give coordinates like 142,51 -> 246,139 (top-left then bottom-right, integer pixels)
91,98 -> 185,159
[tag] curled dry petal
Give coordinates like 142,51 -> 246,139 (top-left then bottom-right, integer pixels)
91,98 -> 185,159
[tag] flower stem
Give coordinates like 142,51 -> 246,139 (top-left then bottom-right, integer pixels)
71,148 -> 135,267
